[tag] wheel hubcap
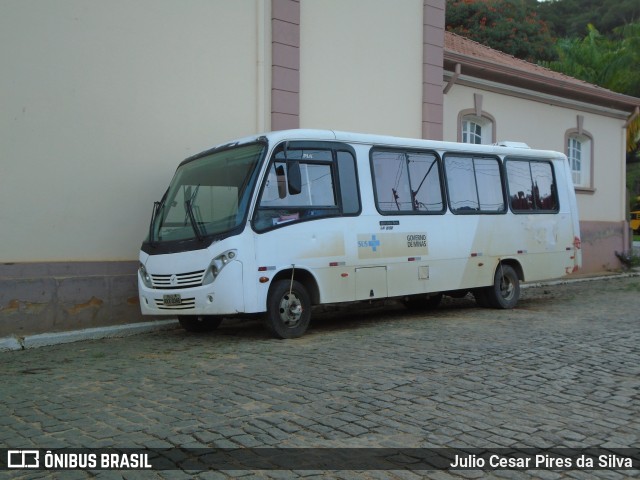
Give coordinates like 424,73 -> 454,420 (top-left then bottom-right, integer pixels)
279,292 -> 303,327
500,276 -> 514,300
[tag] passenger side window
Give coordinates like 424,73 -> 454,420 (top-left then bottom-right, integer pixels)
506,159 -> 558,212
444,155 -> 505,213
253,145 -> 359,231
371,149 -> 444,213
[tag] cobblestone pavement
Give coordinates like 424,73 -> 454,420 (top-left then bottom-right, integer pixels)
1,276 -> 640,480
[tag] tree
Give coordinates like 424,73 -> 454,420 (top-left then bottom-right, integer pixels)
446,0 -> 556,62
537,0 -> 640,38
542,23 -> 640,158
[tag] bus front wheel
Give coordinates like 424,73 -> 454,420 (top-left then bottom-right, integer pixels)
265,279 -> 311,339
484,264 -> 520,309
178,315 -> 223,332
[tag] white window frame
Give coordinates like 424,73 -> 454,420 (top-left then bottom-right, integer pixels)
462,119 -> 483,144
458,111 -> 496,145
565,130 -> 594,191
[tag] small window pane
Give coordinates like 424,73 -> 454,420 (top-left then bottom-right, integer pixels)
407,153 -> 444,211
475,158 -> 504,211
506,161 -> 534,211
298,164 -> 335,206
531,162 -> 558,210
445,156 -> 479,211
372,151 -> 412,211
337,151 -> 360,214
568,137 -> 582,185
462,120 -> 482,144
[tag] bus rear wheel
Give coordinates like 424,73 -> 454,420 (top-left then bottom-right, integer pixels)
484,264 -> 520,309
265,279 -> 311,339
178,315 -> 223,332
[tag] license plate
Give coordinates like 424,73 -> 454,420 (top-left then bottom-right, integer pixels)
163,294 -> 182,306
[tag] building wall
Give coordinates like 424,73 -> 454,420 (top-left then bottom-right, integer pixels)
299,0 -> 424,138
1,0 -> 268,262
444,83 -> 629,272
0,0 -> 626,337
1,0 -> 446,337
0,0 -> 270,336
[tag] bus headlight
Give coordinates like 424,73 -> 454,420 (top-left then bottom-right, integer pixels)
139,263 -> 153,288
203,250 -> 237,285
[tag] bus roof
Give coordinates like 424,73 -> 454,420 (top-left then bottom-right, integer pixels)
202,129 -> 567,161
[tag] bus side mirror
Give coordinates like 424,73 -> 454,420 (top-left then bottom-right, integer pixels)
287,161 -> 302,195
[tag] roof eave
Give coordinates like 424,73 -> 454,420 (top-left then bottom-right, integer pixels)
444,52 -> 640,113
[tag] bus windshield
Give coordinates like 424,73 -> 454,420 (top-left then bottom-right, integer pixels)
149,142 -> 266,244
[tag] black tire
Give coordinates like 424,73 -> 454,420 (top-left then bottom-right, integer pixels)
404,292 -> 443,310
178,315 -> 223,332
485,264 -> 520,309
265,279 -> 311,339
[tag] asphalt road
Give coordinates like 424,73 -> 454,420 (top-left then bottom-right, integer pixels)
1,275 -> 639,479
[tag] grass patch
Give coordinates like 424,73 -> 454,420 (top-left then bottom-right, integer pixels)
615,250 -> 640,268
624,282 -> 640,292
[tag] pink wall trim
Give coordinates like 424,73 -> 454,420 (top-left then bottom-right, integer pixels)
272,0 -> 300,130
422,0 -> 445,140
578,220 -> 626,273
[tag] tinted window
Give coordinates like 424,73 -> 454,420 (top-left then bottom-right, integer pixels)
444,155 -> 505,213
371,149 -> 444,213
506,159 -> 558,212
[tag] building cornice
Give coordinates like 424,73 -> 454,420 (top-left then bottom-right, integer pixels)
444,71 -> 631,120
444,52 -> 640,114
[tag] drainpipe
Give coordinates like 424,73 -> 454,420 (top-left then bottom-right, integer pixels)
624,106 -> 639,252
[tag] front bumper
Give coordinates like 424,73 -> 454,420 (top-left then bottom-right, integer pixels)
138,261 -> 245,316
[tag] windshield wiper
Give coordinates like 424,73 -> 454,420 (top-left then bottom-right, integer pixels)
148,188 -> 170,246
184,185 -> 206,241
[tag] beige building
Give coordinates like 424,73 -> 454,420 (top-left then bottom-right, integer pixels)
442,32 -> 640,273
1,0 -> 637,337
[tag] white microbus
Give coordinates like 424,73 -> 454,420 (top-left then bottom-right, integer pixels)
138,130 -> 581,338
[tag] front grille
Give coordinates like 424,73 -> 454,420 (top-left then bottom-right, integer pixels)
150,270 -> 206,289
154,297 -> 196,310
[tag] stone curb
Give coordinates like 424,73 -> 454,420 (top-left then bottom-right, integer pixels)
0,319 -> 178,352
521,270 -> 640,289
1,270 -> 639,352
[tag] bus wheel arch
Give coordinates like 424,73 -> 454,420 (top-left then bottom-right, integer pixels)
481,259 -> 523,309
270,268 -> 320,305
